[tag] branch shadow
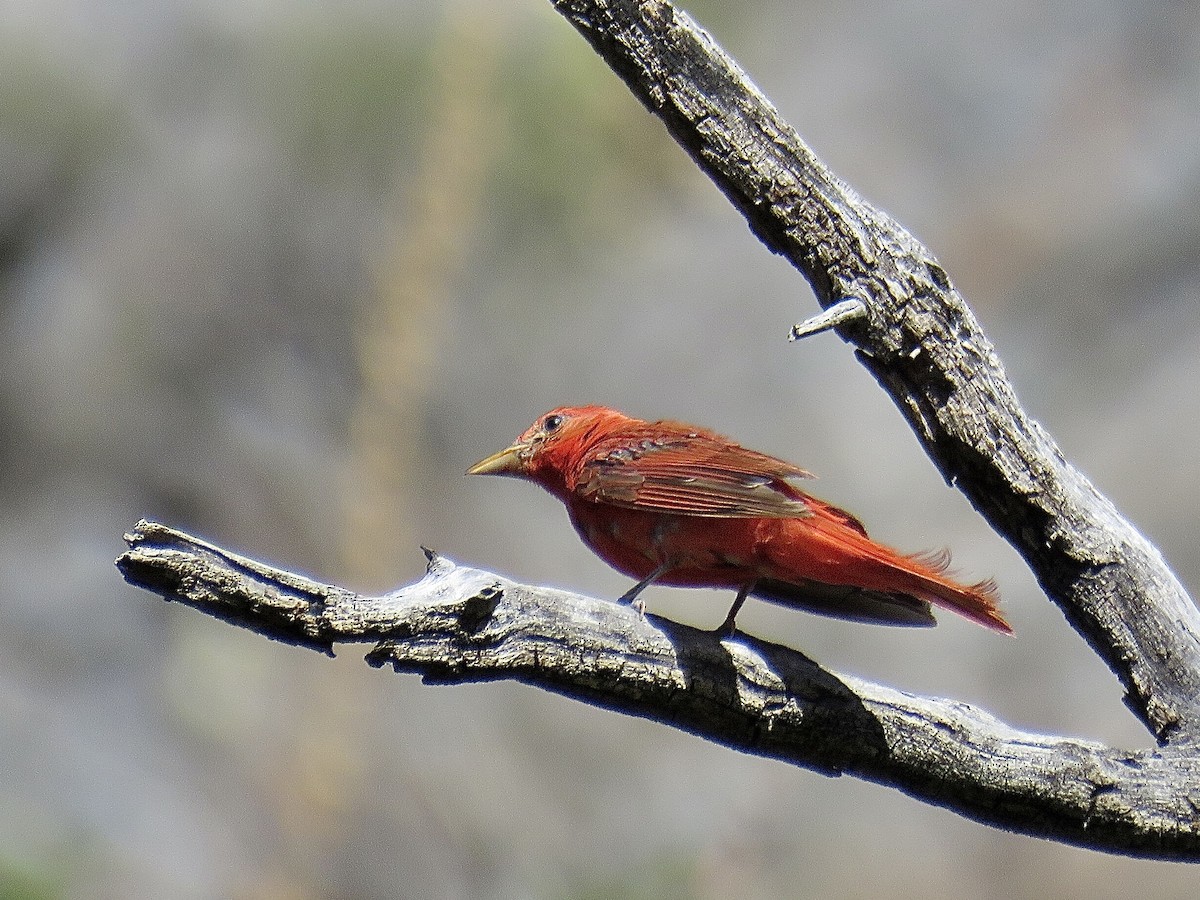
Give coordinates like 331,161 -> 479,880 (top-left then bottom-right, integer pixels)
649,615 -> 891,777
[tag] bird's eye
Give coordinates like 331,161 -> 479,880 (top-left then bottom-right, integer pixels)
542,413 -> 564,434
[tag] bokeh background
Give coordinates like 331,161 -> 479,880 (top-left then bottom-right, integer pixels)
3,0 -> 1199,897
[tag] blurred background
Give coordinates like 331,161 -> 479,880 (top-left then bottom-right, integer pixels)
2,0 -> 1199,897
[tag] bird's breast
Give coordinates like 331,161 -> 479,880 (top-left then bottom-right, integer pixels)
564,498 -> 768,588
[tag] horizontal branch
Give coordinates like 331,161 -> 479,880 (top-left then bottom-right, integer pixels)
550,0 -> 1200,744
118,520 -> 1200,861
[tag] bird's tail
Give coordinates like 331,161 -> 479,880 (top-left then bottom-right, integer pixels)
750,578 -> 938,628
869,546 -> 1011,634
763,507 -> 1012,634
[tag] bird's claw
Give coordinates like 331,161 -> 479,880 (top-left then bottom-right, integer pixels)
712,616 -> 738,639
617,591 -> 647,617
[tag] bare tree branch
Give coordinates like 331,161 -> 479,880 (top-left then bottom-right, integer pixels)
116,0 -> 1200,859
117,520 -> 1200,860
549,0 -> 1200,744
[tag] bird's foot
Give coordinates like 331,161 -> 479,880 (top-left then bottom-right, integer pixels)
711,614 -> 738,638
617,590 -> 647,618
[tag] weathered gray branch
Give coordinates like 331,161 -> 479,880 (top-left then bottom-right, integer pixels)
117,520 -> 1200,860
549,0 -> 1200,744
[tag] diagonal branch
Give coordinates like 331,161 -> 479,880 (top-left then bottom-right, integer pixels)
549,0 -> 1200,743
117,520 -> 1200,860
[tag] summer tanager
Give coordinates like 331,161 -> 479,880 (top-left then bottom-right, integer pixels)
468,405 -> 1010,635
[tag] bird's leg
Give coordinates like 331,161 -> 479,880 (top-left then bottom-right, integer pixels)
715,582 -> 755,637
617,562 -> 672,616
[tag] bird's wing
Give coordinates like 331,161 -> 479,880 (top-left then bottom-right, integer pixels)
574,425 -> 814,518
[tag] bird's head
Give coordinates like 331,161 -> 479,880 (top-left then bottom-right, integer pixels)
467,405 -> 625,493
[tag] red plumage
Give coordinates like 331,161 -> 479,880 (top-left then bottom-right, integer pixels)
468,405 -> 1010,635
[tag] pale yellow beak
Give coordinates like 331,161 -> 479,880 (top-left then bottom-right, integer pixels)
466,443 -> 526,476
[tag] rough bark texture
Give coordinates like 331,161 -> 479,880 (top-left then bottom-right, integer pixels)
117,521 -> 1200,860
117,0 -> 1200,860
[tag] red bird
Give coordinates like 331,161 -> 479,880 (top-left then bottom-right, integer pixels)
467,406 -> 1010,635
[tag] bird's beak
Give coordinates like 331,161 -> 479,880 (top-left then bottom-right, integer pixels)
466,443 -> 526,476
